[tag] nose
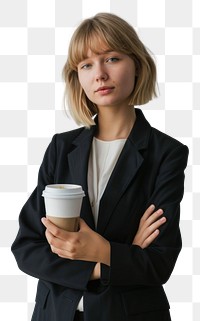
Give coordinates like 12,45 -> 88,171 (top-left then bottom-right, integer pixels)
95,64 -> 108,81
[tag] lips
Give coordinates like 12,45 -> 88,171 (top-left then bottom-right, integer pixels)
95,86 -> 114,93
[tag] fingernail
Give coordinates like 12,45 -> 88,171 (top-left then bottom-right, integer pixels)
41,217 -> 47,224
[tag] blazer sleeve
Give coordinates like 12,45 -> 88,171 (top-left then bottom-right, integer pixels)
11,134 -> 95,291
101,143 -> 189,287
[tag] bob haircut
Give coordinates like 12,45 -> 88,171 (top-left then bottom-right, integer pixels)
62,12 -> 157,128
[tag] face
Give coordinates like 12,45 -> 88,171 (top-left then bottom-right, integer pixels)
77,49 -> 136,110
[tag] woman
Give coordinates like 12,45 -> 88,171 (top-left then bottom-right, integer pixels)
12,13 -> 188,321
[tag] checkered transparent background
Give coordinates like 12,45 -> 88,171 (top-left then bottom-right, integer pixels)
0,0 -> 199,320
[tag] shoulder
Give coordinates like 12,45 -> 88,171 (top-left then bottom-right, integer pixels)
43,127 -> 86,159
51,126 -> 89,151
55,127 -> 85,143
149,127 -> 189,164
48,125 -> 95,156
151,127 -> 188,150
133,109 -> 188,157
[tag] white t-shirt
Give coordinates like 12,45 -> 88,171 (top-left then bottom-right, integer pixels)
77,137 -> 126,312
88,137 -> 127,226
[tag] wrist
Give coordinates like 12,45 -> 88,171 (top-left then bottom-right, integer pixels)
90,263 -> 100,280
94,233 -> 111,266
100,239 -> 111,266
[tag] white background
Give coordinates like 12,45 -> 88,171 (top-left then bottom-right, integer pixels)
0,0 -> 199,320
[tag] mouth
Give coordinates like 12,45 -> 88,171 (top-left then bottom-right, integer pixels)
95,86 -> 115,94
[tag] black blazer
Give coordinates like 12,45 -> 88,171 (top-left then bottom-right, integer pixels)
12,109 -> 189,321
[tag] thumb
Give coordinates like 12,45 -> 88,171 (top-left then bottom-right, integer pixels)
79,218 -> 89,230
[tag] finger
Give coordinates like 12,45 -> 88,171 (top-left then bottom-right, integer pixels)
139,216 -> 166,242
148,216 -> 166,234
45,229 -> 77,256
50,244 -> 75,259
139,208 -> 163,233
45,229 -> 61,248
41,217 -> 59,232
141,229 -> 160,249
145,209 -> 164,226
41,217 -> 72,240
141,204 -> 155,222
55,248 -> 77,260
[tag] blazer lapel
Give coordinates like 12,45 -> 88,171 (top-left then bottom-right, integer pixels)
67,126 -> 96,228
97,109 -> 152,234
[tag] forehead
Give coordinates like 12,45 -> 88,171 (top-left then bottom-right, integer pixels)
82,40 -> 111,57
83,48 -> 115,59
72,33 -> 115,66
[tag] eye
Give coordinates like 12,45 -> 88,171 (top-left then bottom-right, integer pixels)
106,57 -> 120,63
81,63 -> 92,70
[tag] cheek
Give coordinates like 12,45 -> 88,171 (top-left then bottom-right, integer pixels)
78,75 -> 91,96
117,63 -> 135,87
78,74 -> 84,90
121,72 -> 135,94
126,68 -> 136,91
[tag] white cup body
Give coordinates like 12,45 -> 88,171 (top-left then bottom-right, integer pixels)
44,196 -> 83,218
42,184 -> 85,218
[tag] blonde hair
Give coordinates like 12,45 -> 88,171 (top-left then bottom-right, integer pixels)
62,12 -> 157,127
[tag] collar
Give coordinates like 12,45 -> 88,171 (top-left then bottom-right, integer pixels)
72,108 -> 151,151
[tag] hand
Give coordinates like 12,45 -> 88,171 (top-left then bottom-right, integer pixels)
41,218 -> 110,266
132,205 -> 166,249
90,262 -> 101,280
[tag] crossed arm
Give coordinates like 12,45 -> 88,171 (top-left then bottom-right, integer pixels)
41,204 -> 166,279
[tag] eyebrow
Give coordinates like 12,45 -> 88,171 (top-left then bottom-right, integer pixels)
84,50 -> 117,59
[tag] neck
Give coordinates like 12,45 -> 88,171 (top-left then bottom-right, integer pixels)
95,106 -> 136,141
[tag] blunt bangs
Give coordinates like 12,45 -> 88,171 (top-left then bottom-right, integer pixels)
68,31 -> 110,70
68,17 -> 135,70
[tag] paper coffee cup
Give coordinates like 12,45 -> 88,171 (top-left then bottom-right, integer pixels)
42,184 -> 85,232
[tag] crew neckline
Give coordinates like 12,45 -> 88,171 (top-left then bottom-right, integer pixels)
94,137 -> 127,143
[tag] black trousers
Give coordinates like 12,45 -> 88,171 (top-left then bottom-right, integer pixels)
74,311 -> 84,321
